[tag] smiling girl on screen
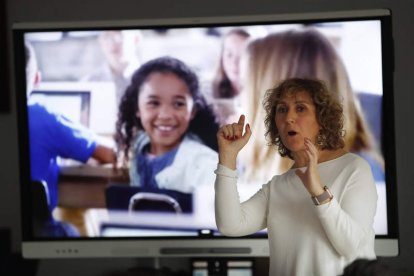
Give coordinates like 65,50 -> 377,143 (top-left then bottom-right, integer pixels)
115,56 -> 219,194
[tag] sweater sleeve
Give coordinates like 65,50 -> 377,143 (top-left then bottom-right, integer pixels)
315,158 -> 378,260
214,163 -> 269,237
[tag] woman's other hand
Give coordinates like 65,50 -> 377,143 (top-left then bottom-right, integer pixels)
217,114 -> 251,169
295,138 -> 325,196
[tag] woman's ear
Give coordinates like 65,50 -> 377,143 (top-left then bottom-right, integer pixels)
136,110 -> 140,118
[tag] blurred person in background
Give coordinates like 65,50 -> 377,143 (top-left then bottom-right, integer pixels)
212,28 -> 251,99
26,42 -> 116,229
83,30 -> 141,105
211,29 -> 250,125
238,28 -> 383,185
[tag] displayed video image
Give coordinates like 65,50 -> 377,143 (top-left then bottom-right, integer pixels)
24,19 -> 388,239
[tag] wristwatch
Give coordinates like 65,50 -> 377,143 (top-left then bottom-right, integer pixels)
311,186 -> 333,205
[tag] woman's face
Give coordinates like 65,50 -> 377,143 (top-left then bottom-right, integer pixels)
222,33 -> 249,87
275,91 -> 320,154
136,72 -> 195,155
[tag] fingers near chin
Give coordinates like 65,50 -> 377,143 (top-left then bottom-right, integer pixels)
305,140 -> 317,156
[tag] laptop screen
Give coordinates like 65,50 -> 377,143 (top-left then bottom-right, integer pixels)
30,90 -> 91,127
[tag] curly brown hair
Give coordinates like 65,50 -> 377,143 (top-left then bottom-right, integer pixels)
263,78 -> 345,159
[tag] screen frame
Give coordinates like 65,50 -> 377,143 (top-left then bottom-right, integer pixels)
0,0 -> 10,113
13,8 -> 399,258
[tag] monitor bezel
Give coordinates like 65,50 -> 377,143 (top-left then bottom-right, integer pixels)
13,8 -> 399,258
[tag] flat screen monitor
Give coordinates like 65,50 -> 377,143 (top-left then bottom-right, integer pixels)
13,8 -> 398,258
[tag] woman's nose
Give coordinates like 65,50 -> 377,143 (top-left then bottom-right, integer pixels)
286,110 -> 295,123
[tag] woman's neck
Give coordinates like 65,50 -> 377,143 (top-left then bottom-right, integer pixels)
292,148 -> 347,168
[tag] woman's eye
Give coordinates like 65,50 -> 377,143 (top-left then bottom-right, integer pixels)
296,105 -> 306,112
277,106 -> 287,113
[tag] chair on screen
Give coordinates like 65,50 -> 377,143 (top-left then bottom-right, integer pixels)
31,180 -> 79,237
128,192 -> 183,213
105,184 -> 193,213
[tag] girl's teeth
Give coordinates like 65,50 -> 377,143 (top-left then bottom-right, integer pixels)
158,126 -> 173,131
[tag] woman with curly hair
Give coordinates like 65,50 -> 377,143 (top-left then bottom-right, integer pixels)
115,56 -> 219,195
215,78 -> 377,276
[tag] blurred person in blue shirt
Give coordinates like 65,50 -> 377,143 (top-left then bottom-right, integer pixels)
25,42 -> 116,213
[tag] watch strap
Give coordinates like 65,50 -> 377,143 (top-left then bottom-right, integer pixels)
311,186 -> 333,205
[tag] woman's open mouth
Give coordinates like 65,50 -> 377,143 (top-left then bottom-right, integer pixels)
288,131 -> 297,137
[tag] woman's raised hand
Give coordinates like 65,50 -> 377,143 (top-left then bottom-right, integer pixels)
217,114 -> 251,169
295,138 -> 324,196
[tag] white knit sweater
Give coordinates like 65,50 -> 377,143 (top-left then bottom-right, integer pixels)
215,153 -> 377,276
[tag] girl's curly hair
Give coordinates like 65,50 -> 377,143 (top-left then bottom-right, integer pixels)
263,78 -> 345,159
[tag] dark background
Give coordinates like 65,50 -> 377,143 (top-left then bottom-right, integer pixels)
0,0 -> 413,275
0,0 -> 10,112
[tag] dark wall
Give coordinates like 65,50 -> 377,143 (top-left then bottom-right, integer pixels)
1,0 -> 413,275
